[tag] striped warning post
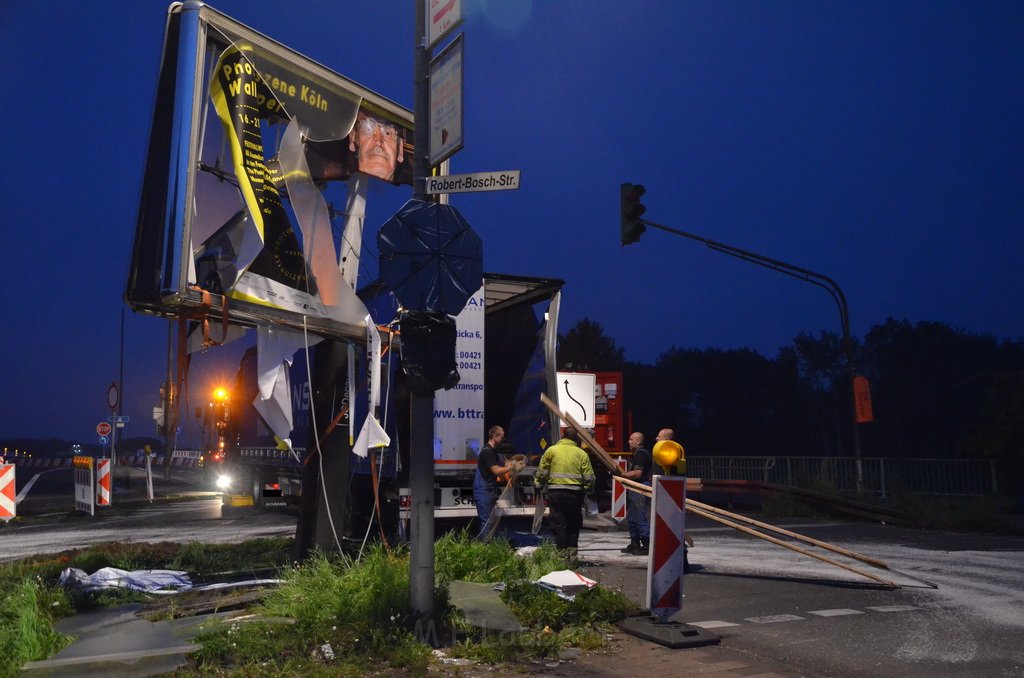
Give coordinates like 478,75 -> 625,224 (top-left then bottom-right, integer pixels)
96,459 -> 112,506
610,458 -> 628,521
1,464 -> 15,522
645,475 -> 687,620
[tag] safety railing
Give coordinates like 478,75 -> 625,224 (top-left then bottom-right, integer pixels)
688,456 -> 1000,498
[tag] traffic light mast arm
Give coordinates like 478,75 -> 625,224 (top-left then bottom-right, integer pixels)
636,216 -> 864,495
637,218 -> 850,346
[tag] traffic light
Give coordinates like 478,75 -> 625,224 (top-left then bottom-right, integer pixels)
620,183 -> 647,245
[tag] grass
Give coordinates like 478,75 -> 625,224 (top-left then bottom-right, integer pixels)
889,493 -> 1024,535
0,577 -> 71,678
1,532 -> 633,677
0,538 -> 294,678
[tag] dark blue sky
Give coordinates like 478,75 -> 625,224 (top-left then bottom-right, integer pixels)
1,1 -> 1021,442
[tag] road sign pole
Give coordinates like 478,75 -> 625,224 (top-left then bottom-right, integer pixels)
409,0 -> 436,632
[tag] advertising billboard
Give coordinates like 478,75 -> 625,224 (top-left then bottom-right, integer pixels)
126,4 -> 414,340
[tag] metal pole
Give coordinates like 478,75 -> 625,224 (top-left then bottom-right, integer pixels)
640,218 -> 865,495
164,320 -> 176,481
409,0 -> 436,627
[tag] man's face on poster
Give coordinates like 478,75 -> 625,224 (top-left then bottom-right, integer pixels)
349,111 -> 403,182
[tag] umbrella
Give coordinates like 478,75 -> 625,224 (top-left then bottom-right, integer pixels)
377,199 -> 483,316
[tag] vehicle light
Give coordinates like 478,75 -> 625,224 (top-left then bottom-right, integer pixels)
215,474 -> 233,490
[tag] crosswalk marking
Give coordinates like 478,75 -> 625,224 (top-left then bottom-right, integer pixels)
746,614 -> 805,624
689,620 -> 741,629
866,604 -> 919,612
689,603 -> 917,630
809,608 -> 863,617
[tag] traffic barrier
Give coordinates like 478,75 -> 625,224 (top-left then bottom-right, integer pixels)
610,458 -> 628,521
96,459 -> 111,506
646,475 -> 687,620
73,456 -> 95,516
1,464 -> 15,522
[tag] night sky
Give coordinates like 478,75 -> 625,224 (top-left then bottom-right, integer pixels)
1,0 -> 1021,442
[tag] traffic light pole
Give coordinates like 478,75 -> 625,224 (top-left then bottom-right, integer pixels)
638,218 -> 865,496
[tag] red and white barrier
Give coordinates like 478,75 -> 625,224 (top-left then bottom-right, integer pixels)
610,458 -> 629,521
96,459 -> 112,506
1,464 -> 15,522
646,475 -> 687,620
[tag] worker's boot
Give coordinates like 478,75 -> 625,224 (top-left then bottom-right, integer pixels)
620,540 -> 640,554
635,538 -> 649,556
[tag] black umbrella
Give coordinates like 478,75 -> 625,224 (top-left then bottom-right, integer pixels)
377,199 -> 483,316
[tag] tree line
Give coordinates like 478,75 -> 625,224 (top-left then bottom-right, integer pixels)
558,317 -> 1024,471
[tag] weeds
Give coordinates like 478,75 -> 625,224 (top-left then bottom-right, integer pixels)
434,529 -> 565,584
0,538 -> 295,678
0,578 -> 71,678
2,533 -> 632,676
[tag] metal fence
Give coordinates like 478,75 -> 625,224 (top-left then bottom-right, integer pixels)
688,456 -> 1000,498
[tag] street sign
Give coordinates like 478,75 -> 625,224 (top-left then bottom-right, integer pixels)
555,372 -> 597,429
112,415 -> 130,424
96,422 -> 112,437
99,435 -> 109,445
427,0 -> 462,49
424,170 -> 520,195
429,34 -> 463,166
107,382 -> 119,412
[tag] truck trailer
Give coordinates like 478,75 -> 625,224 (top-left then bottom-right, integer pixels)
212,272 -> 566,539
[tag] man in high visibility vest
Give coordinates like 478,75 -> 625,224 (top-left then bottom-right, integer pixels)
535,427 -> 595,558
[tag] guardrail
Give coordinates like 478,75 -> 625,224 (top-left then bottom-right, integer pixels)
688,456 -> 1000,498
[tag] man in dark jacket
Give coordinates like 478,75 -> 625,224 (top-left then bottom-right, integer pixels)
473,425 -> 517,539
621,431 -> 653,555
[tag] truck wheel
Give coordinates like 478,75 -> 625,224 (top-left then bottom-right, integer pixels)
252,474 -> 265,508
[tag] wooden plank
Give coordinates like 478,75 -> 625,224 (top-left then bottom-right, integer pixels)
687,497 -> 890,570
539,393 -> 621,474
685,502 -> 899,588
620,476 -> 912,588
619,476 -> 701,494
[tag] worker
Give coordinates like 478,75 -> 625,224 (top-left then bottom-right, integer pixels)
535,427 -> 595,560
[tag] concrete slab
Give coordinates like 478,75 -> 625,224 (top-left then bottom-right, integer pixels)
21,603 -> 240,677
448,580 -> 524,634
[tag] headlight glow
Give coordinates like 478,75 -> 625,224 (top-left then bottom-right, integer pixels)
215,474 -> 233,490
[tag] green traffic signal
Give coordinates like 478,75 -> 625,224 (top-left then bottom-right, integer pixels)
620,182 -> 647,245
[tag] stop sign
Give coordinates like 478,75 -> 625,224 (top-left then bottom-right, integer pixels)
96,422 -> 112,437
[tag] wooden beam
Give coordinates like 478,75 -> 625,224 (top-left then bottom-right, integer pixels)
618,476 -> 906,588
540,393 -> 621,474
685,502 -> 899,588
687,497 -> 889,570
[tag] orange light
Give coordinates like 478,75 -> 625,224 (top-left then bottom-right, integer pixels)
213,386 -> 229,401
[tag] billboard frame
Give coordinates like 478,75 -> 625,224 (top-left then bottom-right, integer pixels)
125,2 -> 415,341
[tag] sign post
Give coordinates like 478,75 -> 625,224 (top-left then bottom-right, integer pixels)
107,383 -> 120,462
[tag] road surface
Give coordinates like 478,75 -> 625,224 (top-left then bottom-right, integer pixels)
4,493 -> 1022,676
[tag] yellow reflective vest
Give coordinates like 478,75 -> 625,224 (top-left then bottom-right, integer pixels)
535,438 -> 595,493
